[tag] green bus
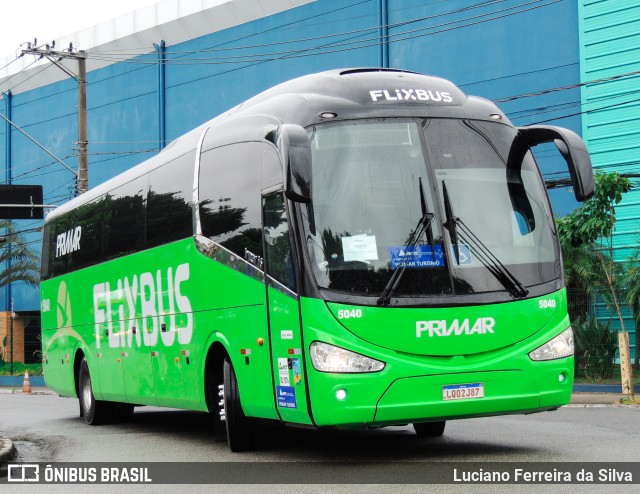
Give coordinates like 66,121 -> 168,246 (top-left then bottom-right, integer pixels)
41,68 -> 594,451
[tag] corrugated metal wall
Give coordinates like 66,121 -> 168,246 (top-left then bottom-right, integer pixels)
579,0 -> 640,359
580,0 -> 640,262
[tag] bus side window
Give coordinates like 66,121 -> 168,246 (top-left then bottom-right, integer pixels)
102,176 -> 147,261
147,150 -> 195,248
199,143 -> 263,260
263,192 -> 296,292
72,198 -> 106,271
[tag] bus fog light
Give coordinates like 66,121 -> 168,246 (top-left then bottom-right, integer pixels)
558,373 -> 567,383
310,341 -> 385,373
336,389 -> 347,400
529,327 -> 574,361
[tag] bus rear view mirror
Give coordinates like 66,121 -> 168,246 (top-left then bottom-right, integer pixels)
278,124 -> 312,203
517,125 -> 594,202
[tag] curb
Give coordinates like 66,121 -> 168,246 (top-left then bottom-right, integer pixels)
0,376 -> 46,387
573,383 -> 640,393
0,436 -> 15,463
0,387 -> 55,395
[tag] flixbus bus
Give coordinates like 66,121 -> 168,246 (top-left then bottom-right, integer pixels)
41,68 -> 594,451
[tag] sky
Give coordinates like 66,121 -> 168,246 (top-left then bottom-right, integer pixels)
0,0 -> 158,59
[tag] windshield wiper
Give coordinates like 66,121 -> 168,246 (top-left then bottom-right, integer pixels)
377,178 -> 435,306
441,180 -> 529,299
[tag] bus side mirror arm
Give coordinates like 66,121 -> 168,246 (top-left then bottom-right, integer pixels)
278,124 -> 312,204
517,125 -> 594,202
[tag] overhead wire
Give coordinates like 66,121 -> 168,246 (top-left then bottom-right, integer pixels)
88,0 -> 507,61
82,0 -> 559,67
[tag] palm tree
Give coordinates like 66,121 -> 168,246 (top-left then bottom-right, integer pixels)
561,241 -> 604,321
0,219 -> 40,290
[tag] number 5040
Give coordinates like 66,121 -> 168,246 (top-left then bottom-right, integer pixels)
539,299 -> 556,309
337,309 -> 362,319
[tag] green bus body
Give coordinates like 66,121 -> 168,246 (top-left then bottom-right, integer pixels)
40,69 -> 592,449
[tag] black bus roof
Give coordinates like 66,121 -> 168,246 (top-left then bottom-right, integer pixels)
46,68 -> 509,221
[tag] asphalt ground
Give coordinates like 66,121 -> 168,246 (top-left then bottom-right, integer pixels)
0,386 -> 635,464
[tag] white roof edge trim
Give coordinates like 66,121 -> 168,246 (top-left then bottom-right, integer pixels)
0,0 -> 314,96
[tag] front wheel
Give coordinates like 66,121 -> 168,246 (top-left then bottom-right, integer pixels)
223,358 -> 256,452
78,358 -> 111,425
413,421 -> 446,437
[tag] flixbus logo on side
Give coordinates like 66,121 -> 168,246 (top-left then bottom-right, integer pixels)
92,263 -> 193,349
416,317 -> 495,337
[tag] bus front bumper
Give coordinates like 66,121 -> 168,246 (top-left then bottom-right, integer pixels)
309,363 -> 573,428
373,368 -> 571,425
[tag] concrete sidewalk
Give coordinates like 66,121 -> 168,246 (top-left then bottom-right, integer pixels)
569,392 -> 625,405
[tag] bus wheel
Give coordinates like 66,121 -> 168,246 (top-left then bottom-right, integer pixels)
413,421 -> 446,437
223,358 -> 255,452
78,357 -> 111,425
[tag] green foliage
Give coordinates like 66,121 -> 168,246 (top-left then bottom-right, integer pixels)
573,317 -> 618,380
556,171 -> 631,248
0,219 -> 40,289
557,172 -> 632,335
561,242 -> 603,291
0,362 -> 43,376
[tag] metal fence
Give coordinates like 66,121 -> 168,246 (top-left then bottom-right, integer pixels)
567,288 -> 637,380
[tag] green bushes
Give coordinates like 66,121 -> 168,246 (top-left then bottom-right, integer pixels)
573,317 -> 618,380
0,362 -> 43,376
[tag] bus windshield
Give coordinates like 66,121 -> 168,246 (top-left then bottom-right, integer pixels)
303,118 -> 559,301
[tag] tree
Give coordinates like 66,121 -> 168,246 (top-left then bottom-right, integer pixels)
561,241 -> 602,321
0,219 -> 40,290
623,252 -> 640,370
556,171 -> 634,398
0,220 -> 40,370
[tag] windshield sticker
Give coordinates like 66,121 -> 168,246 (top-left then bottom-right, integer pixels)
451,244 -> 473,265
389,244 -> 445,269
342,235 -> 379,262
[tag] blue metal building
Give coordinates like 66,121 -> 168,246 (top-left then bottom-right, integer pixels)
0,0 -> 604,320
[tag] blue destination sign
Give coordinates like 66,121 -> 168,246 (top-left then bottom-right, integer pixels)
389,244 -> 445,269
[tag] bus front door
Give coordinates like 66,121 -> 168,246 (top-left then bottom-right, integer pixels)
263,191 -> 312,425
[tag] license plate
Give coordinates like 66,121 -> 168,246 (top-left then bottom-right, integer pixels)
442,382 -> 484,401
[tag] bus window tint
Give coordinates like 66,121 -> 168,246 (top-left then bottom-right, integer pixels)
199,143 -> 263,259
71,198 -> 106,271
44,199 -> 105,278
147,150 -> 196,248
263,191 -> 296,291
102,176 -> 147,261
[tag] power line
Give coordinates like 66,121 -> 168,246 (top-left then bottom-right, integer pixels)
81,0 -> 559,68
495,69 -> 640,103
88,0 -> 506,61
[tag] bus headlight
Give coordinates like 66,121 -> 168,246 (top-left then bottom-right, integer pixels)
310,341 -> 385,373
529,327 -> 574,361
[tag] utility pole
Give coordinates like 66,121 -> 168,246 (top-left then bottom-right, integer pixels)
22,42 -> 88,194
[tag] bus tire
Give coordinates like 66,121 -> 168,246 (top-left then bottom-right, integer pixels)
223,358 -> 255,452
78,357 -> 111,425
413,421 -> 446,437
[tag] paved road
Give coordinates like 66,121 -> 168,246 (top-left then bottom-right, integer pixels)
0,392 -> 638,493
